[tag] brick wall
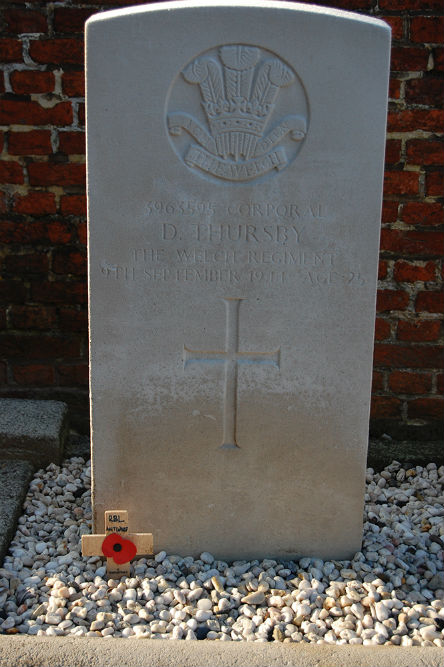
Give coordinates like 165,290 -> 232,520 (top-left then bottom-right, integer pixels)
0,0 -> 442,438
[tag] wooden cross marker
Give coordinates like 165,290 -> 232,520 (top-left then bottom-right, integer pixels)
81,510 -> 153,578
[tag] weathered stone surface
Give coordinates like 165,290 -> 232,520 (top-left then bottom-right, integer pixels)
0,399 -> 68,467
87,1 -> 391,559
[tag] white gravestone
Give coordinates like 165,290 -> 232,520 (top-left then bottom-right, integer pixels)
87,1 -> 390,559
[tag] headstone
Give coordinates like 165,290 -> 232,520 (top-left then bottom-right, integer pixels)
86,1 -> 391,560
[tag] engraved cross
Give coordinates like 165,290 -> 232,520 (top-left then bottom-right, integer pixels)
184,297 -> 280,449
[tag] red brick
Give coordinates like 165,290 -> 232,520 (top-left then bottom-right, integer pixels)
78,103 -> 85,126
71,0 -> 163,4
385,140 -> 402,165
53,249 -> 87,275
29,39 -> 83,65
370,396 -> 402,419
59,308 -> 87,332
384,171 -> 419,196
8,130 -> 52,155
12,364 -> 55,386
0,220 -> 47,244
4,252 -> 49,275
434,47 -> 444,72
321,0 -> 377,9
10,70 -> 54,94
402,202 -> 444,227
0,281 -> 27,304
58,131 -> 85,155
387,110 -> 444,133
31,280 -> 87,304
314,0 -> 376,4
410,16 -> 444,44
380,229 -> 444,257
0,192 -> 6,214
378,260 -> 388,280
0,218 -> 73,245
46,220 -> 74,244
408,397 -> 444,419
0,161 -> 24,184
28,162 -> 86,186
1,335 -> 80,360
61,72 -> 84,97
391,47 -> 429,72
437,373 -> 444,394
372,370 -> 385,391
389,79 -> 401,100
13,191 -> 56,215
57,363 -> 88,386
379,0 -> 442,8
389,370 -> 432,394
426,171 -> 444,196
4,9 -> 47,34
416,291 -> 444,313
394,260 -> 437,283
0,39 -> 22,62
375,317 -> 391,340
77,221 -> 87,245
9,305 -> 57,330
54,7 -> 95,33
381,201 -> 399,224
405,77 -> 443,107
397,319 -> 441,342
60,194 -> 86,216
377,290 -> 409,312
406,139 -> 444,166
374,343 -> 444,369
383,16 -> 403,41
0,100 -> 73,126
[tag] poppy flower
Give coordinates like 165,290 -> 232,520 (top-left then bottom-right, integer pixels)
101,533 -> 137,564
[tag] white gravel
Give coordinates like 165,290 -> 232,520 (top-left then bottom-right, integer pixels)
0,457 -> 443,645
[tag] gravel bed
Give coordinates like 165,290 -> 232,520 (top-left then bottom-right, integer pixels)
0,457 -> 443,645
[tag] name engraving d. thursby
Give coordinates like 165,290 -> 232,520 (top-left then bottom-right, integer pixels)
168,45 -> 307,182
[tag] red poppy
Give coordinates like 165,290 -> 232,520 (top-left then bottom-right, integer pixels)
101,533 -> 137,564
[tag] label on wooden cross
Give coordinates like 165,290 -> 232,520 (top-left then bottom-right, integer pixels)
104,510 -> 132,578
81,510 -> 153,578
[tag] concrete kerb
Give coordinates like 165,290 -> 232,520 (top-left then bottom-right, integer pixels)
0,399 -> 69,468
0,637 -> 443,667
0,460 -> 34,566
0,399 -> 70,567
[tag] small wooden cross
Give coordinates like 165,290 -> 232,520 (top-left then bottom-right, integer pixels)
81,510 -> 153,578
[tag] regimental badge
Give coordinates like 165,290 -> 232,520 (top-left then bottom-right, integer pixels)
166,44 -> 309,183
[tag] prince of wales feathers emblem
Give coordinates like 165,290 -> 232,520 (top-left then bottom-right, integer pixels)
168,45 -> 307,181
